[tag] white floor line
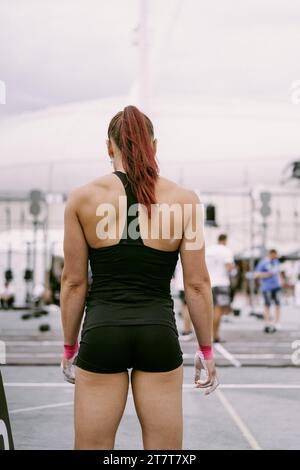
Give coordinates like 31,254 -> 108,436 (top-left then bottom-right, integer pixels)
4,351 -> 294,359
4,382 -> 300,389
214,342 -> 292,347
10,401 -> 73,414
4,382 -> 73,387
5,353 -> 62,357
184,384 -> 300,389
4,341 -> 63,346
234,354 -> 292,359
6,383 -> 300,415
216,389 -> 262,450
213,344 -> 242,367
4,352 -> 292,360
3,341 -> 293,347
182,353 -> 292,360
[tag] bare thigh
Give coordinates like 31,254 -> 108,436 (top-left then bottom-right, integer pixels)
74,366 -> 129,450
131,364 -> 184,450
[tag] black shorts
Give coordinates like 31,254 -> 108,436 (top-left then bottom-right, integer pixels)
263,287 -> 281,307
75,325 -> 184,374
212,286 -> 231,307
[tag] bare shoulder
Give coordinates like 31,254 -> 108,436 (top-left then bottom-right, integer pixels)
65,173 -> 115,207
180,187 -> 200,205
158,175 -> 200,205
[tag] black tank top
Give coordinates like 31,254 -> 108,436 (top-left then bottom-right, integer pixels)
82,170 -> 180,335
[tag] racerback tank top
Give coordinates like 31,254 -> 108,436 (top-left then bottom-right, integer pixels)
82,170 -> 180,335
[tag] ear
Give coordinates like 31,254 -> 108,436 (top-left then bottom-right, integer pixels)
106,139 -> 113,157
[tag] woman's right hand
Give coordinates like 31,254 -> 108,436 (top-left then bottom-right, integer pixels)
193,350 -> 219,395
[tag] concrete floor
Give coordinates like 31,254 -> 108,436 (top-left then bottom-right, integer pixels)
1,365 -> 300,450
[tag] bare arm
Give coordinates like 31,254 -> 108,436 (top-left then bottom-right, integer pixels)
60,190 -> 89,345
225,262 -> 235,273
255,271 -> 273,279
179,190 -> 214,347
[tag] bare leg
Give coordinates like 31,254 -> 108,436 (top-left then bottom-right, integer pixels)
74,366 -> 129,449
275,305 -> 281,323
213,305 -> 222,341
131,364 -> 183,450
222,305 -> 231,315
264,305 -> 271,324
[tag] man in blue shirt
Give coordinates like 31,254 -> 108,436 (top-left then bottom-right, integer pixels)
255,249 -> 282,333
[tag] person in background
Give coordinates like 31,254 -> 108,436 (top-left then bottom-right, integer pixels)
255,249 -> 282,333
32,283 -> 46,307
174,261 -> 194,341
0,280 -> 15,309
49,258 -> 64,306
205,234 -> 235,343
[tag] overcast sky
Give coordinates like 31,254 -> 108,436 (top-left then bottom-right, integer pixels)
1,0 -> 300,117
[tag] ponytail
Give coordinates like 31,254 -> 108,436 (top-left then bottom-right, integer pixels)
107,105 -> 159,219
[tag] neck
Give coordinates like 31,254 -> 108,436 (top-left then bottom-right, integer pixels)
114,167 -> 126,173
113,158 -> 126,173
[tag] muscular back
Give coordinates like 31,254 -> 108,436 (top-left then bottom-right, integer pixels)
74,172 -> 193,253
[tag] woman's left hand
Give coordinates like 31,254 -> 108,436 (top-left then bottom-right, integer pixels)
60,353 -> 77,384
193,350 -> 219,395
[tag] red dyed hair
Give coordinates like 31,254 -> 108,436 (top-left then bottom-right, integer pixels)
107,105 -> 159,219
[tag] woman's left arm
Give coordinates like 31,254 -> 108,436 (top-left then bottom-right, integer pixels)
60,190 -> 89,346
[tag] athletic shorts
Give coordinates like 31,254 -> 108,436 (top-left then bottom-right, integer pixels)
75,325 -> 184,374
263,287 -> 281,307
212,286 -> 231,307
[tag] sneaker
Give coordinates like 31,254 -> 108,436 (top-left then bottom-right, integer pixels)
274,322 -> 282,331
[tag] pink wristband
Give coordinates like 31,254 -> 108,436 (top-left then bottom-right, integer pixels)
63,338 -> 79,360
198,345 -> 213,360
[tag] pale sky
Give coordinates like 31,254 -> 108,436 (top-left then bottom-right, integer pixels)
1,0 -> 300,192
1,0 -> 300,116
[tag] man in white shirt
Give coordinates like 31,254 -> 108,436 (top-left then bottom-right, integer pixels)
205,234 -> 235,342
294,260 -> 300,307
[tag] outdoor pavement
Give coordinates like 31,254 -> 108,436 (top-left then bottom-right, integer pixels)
0,300 -> 300,450
0,299 -> 299,367
2,365 -> 300,450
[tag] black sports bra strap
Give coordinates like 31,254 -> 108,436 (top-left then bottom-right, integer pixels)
113,171 -> 143,245
113,171 -> 138,204
113,170 -> 127,186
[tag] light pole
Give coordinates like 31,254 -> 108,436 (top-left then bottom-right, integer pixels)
129,0 -> 151,112
138,0 -> 150,112
248,189 -> 256,315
